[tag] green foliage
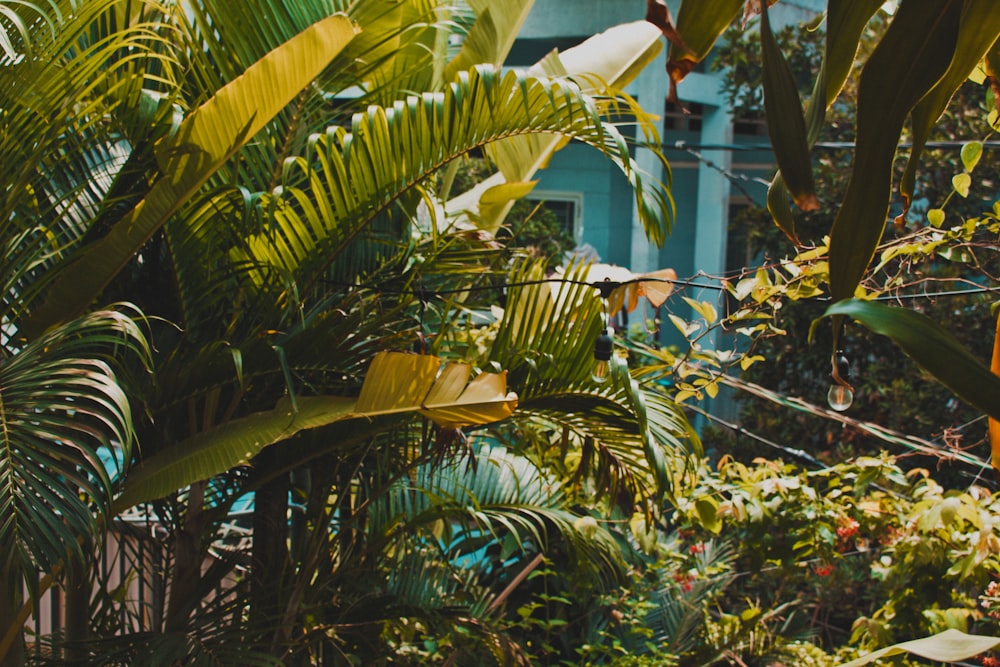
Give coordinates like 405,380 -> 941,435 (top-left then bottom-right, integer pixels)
670,455 -> 1000,658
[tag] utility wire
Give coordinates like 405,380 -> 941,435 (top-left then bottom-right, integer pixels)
328,276 -> 1000,302
668,139 -> 1000,152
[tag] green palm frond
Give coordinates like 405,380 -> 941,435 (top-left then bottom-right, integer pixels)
488,261 -> 697,506
21,11 -> 359,334
1,1 -> 181,326
0,307 -> 150,580
236,65 -> 671,293
370,443 -> 626,584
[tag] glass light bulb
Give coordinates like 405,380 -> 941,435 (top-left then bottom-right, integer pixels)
827,383 -> 854,411
592,358 -> 611,384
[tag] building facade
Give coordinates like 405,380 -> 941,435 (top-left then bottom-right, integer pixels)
509,0 -> 825,308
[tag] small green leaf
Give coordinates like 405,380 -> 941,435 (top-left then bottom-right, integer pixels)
952,172 -> 972,197
961,140 -> 984,171
928,208 -> 946,227
695,497 -> 722,534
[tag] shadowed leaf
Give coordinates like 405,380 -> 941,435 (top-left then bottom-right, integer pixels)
822,299 -> 1000,426
761,3 -> 818,212
828,1 -> 963,301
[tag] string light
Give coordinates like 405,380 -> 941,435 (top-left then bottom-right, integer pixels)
826,350 -> 854,412
592,330 -> 614,384
591,278 -> 619,385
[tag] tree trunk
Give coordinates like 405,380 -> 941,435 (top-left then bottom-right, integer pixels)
165,480 -> 207,633
251,447 -> 290,653
63,558 -> 91,665
0,564 -> 26,667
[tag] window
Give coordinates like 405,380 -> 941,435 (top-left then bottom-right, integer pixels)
524,193 -> 582,240
663,101 -> 704,133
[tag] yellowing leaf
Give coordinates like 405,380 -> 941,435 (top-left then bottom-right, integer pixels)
928,208 -> 946,227
962,141 -> 984,172
953,172 -> 972,197
421,369 -> 518,428
356,351 -> 518,428
682,297 -> 718,325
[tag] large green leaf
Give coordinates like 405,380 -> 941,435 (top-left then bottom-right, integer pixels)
822,299 -> 1000,423
839,628 -> 1000,667
760,3 -> 818,212
822,0 -> 885,106
22,12 -> 359,335
828,1 -> 963,301
115,351 -> 518,508
898,0 -> 1000,220
114,395 -> 356,510
766,0 -> 883,243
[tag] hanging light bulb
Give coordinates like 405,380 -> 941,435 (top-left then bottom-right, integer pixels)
826,383 -> 854,412
592,330 -> 614,384
826,350 -> 854,411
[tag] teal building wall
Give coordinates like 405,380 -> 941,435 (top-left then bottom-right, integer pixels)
507,0 -> 825,422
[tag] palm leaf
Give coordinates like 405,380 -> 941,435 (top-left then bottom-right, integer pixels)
0,307 -> 150,579
22,12 -> 359,334
489,261 -> 697,505
116,351 -> 518,508
372,444 -> 626,582
235,66 -> 670,291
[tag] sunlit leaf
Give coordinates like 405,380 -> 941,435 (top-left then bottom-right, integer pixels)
838,629 -> 1000,667
928,208 -> 946,227
23,13 -> 359,334
357,351 -> 518,428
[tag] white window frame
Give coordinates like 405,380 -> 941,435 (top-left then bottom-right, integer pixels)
524,190 -> 584,242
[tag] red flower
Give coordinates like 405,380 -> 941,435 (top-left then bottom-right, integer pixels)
813,564 -> 834,577
979,655 -> 1000,666
836,518 -> 860,540
689,543 -> 705,555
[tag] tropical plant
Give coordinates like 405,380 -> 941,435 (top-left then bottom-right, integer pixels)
655,0 -> 1000,445
2,0 -> 698,663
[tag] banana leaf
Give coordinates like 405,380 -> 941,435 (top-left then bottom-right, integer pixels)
115,351 -> 517,508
